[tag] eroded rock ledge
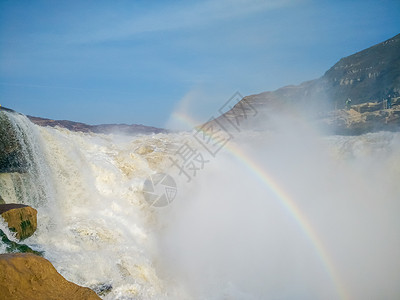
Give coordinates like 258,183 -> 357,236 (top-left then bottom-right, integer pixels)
0,253 -> 100,300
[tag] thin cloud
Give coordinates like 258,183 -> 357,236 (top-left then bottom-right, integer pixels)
73,0 -> 304,44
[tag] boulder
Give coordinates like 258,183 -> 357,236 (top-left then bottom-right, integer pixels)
0,204 -> 37,240
0,253 -> 100,300
0,195 -> 5,204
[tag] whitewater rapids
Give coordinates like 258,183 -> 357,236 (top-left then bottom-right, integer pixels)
0,112 -> 399,299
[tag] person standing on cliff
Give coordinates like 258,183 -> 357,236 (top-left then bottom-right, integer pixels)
387,96 -> 392,109
345,98 -> 352,110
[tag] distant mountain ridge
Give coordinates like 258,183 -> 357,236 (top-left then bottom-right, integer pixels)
0,106 -> 167,135
27,116 -> 167,135
213,33 -> 400,134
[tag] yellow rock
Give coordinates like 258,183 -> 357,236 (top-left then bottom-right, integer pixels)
0,204 -> 37,240
0,253 -> 100,300
135,145 -> 154,155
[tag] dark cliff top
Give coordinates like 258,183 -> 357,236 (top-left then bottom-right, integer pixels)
0,106 -> 17,113
0,203 -> 29,214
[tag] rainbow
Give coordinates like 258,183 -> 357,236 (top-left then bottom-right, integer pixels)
223,141 -> 349,300
169,111 -> 350,300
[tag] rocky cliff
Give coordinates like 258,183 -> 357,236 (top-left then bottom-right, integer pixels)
322,33 -> 400,107
213,33 -> 400,134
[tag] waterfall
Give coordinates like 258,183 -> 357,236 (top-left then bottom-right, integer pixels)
0,110 -> 54,208
0,109 -> 187,298
1,108 -> 399,299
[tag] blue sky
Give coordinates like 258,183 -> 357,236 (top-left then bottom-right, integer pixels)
1,0 -> 399,129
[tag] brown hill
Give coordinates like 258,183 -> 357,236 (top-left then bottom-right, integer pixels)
210,33 -> 400,135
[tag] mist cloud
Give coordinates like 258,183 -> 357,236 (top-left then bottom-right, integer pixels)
157,118 -> 400,299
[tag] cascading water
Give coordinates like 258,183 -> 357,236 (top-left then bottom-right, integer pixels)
0,110 -> 184,299
0,109 -> 399,299
0,110 -> 54,208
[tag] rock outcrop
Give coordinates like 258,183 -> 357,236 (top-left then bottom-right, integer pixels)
317,97 -> 400,135
0,204 -> 37,240
0,253 -> 100,300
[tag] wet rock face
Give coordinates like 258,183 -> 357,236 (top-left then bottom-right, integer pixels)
0,204 -> 37,240
0,253 -> 101,300
0,110 -> 29,173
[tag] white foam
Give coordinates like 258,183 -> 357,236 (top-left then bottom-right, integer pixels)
1,111 -> 399,299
